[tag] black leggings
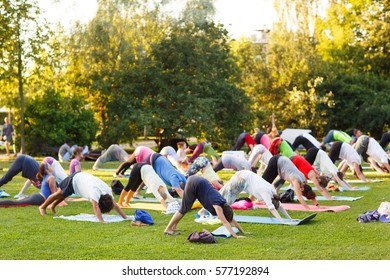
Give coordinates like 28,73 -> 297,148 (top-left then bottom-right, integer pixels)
305,148 -> 319,165
124,163 -> 147,192
262,155 -> 281,184
328,141 -> 343,163
0,193 -> 45,207
292,135 -> 316,151
379,132 -> 390,149
116,158 -> 136,176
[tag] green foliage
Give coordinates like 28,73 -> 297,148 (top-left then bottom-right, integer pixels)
147,20 -> 250,148
318,72 -> 390,138
24,89 -> 98,155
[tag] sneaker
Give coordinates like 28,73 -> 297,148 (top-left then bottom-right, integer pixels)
194,215 -> 213,223
113,173 -> 118,178
14,194 -> 27,199
0,190 -> 11,197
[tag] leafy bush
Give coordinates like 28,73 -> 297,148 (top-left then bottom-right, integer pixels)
24,89 -> 98,156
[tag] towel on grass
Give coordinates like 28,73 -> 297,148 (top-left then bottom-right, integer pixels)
54,213 -> 134,223
211,226 -> 239,238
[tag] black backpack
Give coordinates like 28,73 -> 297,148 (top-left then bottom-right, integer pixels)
111,180 -> 124,195
280,189 -> 294,203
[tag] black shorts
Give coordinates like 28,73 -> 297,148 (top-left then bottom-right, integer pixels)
59,172 -> 80,197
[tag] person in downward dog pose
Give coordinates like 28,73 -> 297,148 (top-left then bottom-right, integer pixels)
164,175 -> 249,238
220,170 -> 293,224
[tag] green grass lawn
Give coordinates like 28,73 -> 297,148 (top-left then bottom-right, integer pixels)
0,158 -> 389,260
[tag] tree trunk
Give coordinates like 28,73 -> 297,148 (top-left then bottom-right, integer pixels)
17,22 -> 26,154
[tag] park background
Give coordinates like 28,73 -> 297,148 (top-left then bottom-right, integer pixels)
0,0 -> 390,263
0,0 -> 389,155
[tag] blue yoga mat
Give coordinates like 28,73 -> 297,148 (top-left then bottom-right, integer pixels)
280,186 -> 371,191
211,226 -> 239,238
234,213 -> 317,226
130,197 -> 159,203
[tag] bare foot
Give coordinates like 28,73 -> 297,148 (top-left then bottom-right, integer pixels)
48,205 -> 57,214
118,203 -> 131,208
39,207 -> 47,216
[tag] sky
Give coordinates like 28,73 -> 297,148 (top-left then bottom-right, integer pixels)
38,0 -> 277,39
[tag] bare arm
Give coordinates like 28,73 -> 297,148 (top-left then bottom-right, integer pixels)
291,178 -> 310,210
277,205 -> 293,221
332,174 -> 355,190
367,157 -> 387,173
112,197 -> 128,219
309,173 -> 334,200
214,205 -> 245,239
74,164 -> 82,173
91,199 -> 105,223
47,175 -> 58,194
352,162 -> 368,182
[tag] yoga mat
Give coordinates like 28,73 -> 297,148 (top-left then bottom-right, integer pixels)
211,226 -> 239,238
337,186 -> 371,191
120,201 -> 198,212
253,201 -> 350,212
54,213 -> 134,223
280,186 -> 371,192
296,195 -> 363,201
0,199 -> 68,208
120,202 -> 165,211
234,213 -> 317,225
66,197 -> 89,202
345,180 -> 383,184
379,215 -> 390,223
0,203 -> 30,208
130,197 -> 159,203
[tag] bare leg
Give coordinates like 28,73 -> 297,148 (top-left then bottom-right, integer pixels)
39,189 -> 62,215
16,180 -> 32,197
164,211 -> 184,234
48,194 -> 66,213
133,183 -> 144,199
352,162 -> 367,182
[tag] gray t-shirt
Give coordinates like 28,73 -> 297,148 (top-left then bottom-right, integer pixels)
277,156 -> 306,182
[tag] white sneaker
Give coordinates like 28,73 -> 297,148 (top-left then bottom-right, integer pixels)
194,215 -> 213,223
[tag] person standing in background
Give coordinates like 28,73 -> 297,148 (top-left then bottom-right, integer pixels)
2,117 -> 14,157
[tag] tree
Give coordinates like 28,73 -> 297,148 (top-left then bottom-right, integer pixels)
145,18 -> 250,148
316,0 -> 390,136
0,0 -> 53,153
65,0 -> 170,147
